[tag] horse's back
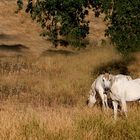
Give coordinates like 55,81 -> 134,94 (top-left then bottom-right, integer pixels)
133,78 -> 140,84
112,79 -> 140,101
125,81 -> 140,101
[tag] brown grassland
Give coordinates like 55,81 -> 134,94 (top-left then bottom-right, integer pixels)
0,0 -> 140,140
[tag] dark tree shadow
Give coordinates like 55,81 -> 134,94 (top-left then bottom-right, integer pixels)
0,44 -> 29,52
41,49 -> 78,56
92,57 -> 135,76
0,34 -> 15,40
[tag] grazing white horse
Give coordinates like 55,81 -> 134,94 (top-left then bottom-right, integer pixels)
87,73 -> 132,111
103,76 -> 140,120
87,74 -> 109,110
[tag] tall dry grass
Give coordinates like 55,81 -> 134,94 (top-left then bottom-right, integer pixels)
0,102 -> 140,140
1,1 -> 140,139
0,46 -> 140,139
0,46 -> 120,105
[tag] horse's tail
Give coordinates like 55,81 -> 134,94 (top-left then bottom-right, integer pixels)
90,80 -> 96,95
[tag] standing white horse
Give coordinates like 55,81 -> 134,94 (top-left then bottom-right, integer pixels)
103,77 -> 140,120
87,73 -> 132,111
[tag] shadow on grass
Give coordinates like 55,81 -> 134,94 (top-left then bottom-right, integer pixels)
0,44 -> 29,52
93,56 -> 135,76
0,34 -> 15,40
41,49 -> 78,56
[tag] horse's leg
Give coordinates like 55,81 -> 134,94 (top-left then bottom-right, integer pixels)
99,90 -> 105,111
121,100 -> 127,118
112,100 -> 118,120
104,94 -> 109,111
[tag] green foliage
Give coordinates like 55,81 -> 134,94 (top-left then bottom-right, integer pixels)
18,0 -> 93,47
17,0 -> 101,47
16,0 -> 23,13
100,0 -> 140,54
17,0 -> 140,53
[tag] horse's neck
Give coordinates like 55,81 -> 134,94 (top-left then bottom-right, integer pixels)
96,75 -> 105,89
110,76 -> 116,87
97,75 -> 103,83
112,78 -> 125,88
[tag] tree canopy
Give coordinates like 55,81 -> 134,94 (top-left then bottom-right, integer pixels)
101,0 -> 140,54
17,0 -> 140,54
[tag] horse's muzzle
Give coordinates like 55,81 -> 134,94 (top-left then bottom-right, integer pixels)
105,87 -> 110,91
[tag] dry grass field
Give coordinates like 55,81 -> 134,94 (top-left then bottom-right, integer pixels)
0,0 -> 140,140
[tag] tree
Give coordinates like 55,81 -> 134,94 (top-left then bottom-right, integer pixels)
16,0 -> 23,13
17,0 -> 97,47
100,0 -> 140,54
17,0 -> 102,47
17,0 -> 140,54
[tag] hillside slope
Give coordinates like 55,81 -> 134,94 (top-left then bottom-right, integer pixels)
0,0 -> 106,57
0,0 -> 51,56
1,1 -> 140,76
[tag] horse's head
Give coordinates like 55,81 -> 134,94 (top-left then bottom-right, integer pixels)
102,73 -> 113,91
87,89 -> 96,107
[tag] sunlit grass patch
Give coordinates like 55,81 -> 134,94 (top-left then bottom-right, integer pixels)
0,46 -> 139,139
